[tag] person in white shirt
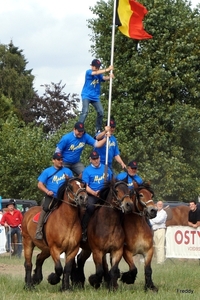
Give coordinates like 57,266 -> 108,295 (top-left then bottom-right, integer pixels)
150,201 -> 167,264
0,209 -> 3,221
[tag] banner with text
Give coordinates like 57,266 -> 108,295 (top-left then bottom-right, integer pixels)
166,226 -> 200,259
0,225 -> 6,254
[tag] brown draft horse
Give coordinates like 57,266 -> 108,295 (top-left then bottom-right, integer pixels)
71,180 -> 134,290
165,205 -> 190,226
121,182 -> 158,292
22,177 -> 88,291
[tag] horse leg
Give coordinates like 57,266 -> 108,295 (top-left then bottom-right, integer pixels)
144,248 -> 158,292
62,249 -> 80,291
48,249 -> 63,286
32,249 -> 50,285
89,251 -> 104,289
71,248 -> 91,288
108,249 -> 122,290
23,237 -> 35,289
121,247 -> 138,285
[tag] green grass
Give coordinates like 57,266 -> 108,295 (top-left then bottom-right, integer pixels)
0,254 -> 199,300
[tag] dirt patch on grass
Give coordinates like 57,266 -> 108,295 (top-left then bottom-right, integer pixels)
0,262 -> 24,276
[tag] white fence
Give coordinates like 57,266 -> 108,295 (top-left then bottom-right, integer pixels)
0,225 -> 6,254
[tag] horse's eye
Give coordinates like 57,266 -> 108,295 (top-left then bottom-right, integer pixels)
139,193 -> 143,198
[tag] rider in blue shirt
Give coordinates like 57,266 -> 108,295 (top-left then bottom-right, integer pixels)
81,150 -> 112,242
79,59 -> 114,133
35,153 -> 73,240
55,122 -> 109,176
94,119 -> 126,172
116,160 -> 143,189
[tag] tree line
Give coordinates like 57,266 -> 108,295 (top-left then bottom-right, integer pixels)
0,0 -> 200,202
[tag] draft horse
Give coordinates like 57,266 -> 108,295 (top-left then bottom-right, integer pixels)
71,180 -> 134,290
121,182 -> 158,292
165,205 -> 190,226
22,177 -> 88,291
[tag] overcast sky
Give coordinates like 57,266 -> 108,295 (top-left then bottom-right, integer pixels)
0,0 -> 199,97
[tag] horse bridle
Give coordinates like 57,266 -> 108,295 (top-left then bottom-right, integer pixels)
134,190 -> 154,216
65,179 -> 87,206
110,181 -> 132,210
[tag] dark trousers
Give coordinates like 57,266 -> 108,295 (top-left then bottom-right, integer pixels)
81,195 -> 99,230
6,226 -> 22,257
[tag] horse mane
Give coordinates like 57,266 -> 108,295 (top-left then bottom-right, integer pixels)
57,177 -> 85,200
137,182 -> 154,197
57,182 -> 66,200
98,179 -> 116,202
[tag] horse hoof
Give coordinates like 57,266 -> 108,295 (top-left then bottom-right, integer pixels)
145,285 -> 158,292
48,273 -> 61,285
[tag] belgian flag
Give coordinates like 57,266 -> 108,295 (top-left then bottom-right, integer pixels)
116,0 -> 152,40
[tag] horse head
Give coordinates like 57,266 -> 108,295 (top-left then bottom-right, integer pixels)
113,180 -> 134,213
64,177 -> 88,207
99,180 -> 133,213
133,182 -> 157,218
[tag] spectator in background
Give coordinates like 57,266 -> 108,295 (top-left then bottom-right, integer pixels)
188,200 -> 200,228
0,199 -> 23,258
150,201 -> 167,264
0,209 -> 3,221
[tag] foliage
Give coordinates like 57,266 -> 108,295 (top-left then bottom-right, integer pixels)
0,41 -> 35,114
0,116 -> 64,201
21,81 -> 80,133
84,0 -> 200,201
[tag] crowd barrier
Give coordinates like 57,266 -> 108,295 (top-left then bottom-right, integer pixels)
0,225 -> 22,256
0,225 -> 7,254
166,226 -> 200,259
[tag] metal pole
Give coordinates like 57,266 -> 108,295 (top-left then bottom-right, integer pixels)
105,0 -> 117,180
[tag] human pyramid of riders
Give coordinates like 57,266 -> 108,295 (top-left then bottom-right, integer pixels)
35,59 -> 144,241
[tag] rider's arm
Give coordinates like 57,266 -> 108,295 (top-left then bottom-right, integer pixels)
86,185 -> 99,197
38,181 -> 54,196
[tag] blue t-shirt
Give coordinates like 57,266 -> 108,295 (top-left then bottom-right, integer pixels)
82,163 -> 112,191
94,135 -> 120,168
81,69 -> 105,102
116,172 -> 143,189
38,166 -> 73,197
56,131 -> 97,164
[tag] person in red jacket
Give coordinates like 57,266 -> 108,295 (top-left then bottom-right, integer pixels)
0,199 -> 23,258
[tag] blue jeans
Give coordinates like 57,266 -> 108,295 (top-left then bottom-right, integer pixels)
7,226 -> 22,258
63,162 -> 84,176
79,99 -> 104,132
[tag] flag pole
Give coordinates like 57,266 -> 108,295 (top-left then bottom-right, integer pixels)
104,0 -> 117,180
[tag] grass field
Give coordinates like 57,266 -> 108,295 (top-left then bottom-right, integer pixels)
0,252 -> 199,300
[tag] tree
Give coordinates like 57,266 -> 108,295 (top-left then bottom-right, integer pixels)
22,81 -> 80,133
84,0 -> 200,200
0,41 -> 35,115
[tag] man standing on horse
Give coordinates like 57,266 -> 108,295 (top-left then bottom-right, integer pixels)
81,150 -> 112,242
35,153 -> 73,240
116,160 -> 143,189
55,122 -> 110,176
